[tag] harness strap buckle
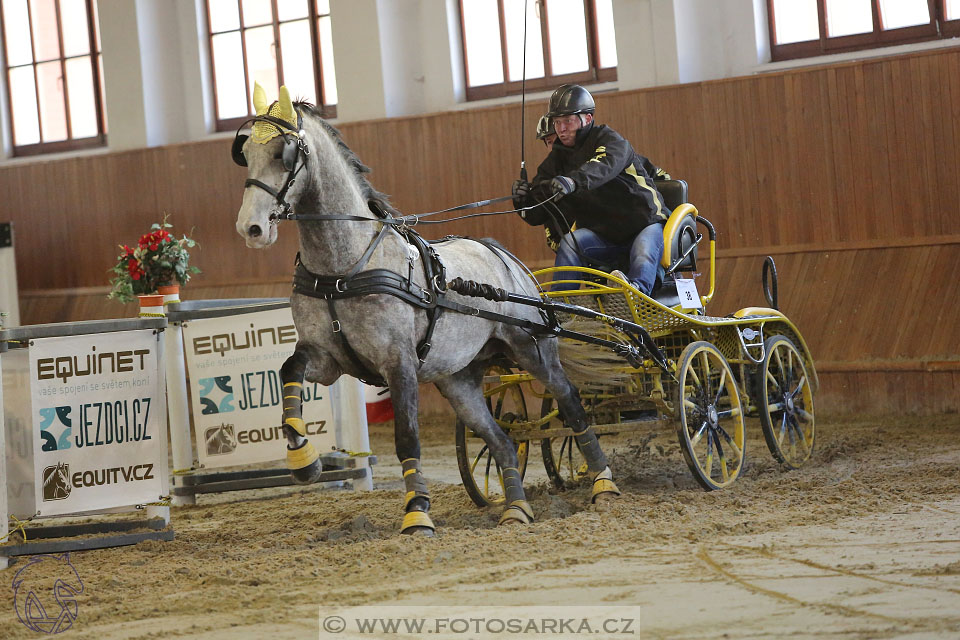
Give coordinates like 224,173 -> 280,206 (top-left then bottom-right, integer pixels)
332,320 -> 341,333
335,279 -> 347,293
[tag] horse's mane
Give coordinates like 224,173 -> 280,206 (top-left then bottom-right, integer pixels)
297,102 -> 400,218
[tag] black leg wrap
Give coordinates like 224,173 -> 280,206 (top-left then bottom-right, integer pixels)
574,427 -> 609,473
401,458 -> 430,512
501,468 -> 525,505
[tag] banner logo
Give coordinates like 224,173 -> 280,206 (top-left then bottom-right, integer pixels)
39,406 -> 73,451
199,376 -> 235,414
205,424 -> 238,455
41,463 -> 72,501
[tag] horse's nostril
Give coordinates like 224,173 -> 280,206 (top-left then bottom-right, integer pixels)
248,225 -> 262,238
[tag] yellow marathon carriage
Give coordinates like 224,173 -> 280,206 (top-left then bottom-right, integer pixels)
455,179 -> 819,504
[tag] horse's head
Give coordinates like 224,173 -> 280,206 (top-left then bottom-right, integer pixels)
233,83 -> 309,249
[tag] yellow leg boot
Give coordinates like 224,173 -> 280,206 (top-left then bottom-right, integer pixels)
287,441 -> 322,484
591,466 -> 621,504
498,499 -> 534,525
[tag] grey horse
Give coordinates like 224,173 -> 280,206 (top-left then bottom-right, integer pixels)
233,85 -> 619,534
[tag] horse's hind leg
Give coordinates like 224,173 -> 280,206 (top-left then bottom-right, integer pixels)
509,337 -> 621,503
384,357 -> 436,536
435,364 -> 535,525
280,346 -> 322,484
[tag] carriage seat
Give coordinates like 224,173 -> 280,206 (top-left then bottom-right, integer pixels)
649,179 -> 697,308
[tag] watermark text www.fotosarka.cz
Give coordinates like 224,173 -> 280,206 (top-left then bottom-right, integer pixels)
319,605 -> 641,638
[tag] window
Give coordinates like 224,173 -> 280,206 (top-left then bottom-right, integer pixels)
459,0 -> 617,101
206,0 -> 337,131
768,0 -> 960,61
1,0 -> 105,156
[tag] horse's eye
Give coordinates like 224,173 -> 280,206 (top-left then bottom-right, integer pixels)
273,152 -> 283,160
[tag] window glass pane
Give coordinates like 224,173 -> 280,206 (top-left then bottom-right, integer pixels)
462,0 -> 504,87
8,66 -> 40,145
241,0 -> 272,26
503,0 -> 544,81
546,0 -> 588,75
279,19 -> 316,103
826,0 -> 873,37
771,0 -> 818,44
245,24 -> 278,96
3,0 -> 34,66
208,0 -> 240,32
316,0 -> 329,15
878,0 -> 929,29
211,31 -> 248,118
948,0 -> 960,20
317,14 -> 336,104
30,0 -> 60,61
276,0 -> 307,21
595,0 -> 617,68
60,0 -> 90,57
36,60 -> 67,141
65,55 -> 96,137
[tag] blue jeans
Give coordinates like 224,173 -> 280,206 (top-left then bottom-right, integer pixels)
554,224 -> 664,294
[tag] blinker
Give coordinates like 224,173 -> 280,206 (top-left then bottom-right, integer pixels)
232,134 -> 248,167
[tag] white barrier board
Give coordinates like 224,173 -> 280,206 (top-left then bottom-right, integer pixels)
2,349 -> 34,517
28,331 -> 168,516
182,308 -> 336,468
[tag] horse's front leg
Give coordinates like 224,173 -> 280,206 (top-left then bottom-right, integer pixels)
281,343 -> 340,484
384,355 -> 435,536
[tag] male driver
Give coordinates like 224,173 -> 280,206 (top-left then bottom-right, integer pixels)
513,84 -> 670,294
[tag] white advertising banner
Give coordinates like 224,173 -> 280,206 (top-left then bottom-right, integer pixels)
181,308 -> 336,468
28,331 -> 168,516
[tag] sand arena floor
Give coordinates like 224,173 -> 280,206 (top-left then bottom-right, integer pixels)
2,413 -> 960,639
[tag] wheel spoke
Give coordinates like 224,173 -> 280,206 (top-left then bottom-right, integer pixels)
470,444 -> 489,475
766,369 -> 782,390
798,408 -> 814,423
714,368 -> 728,406
716,406 -> 742,419
555,437 -> 569,475
704,430 -> 714,477
790,414 -> 810,453
713,433 -> 728,482
766,401 -> 785,413
687,365 -> 702,389
789,375 -> 807,399
699,352 -> 712,399
773,348 -> 785,379
690,420 -> 708,447
715,425 -> 743,461
777,412 -> 788,446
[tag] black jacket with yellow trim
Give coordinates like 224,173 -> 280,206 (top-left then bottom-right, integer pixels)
520,123 -> 669,245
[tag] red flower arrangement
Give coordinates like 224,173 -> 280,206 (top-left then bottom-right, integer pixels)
108,217 -> 199,303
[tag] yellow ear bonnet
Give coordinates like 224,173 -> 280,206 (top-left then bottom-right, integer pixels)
251,83 -> 300,144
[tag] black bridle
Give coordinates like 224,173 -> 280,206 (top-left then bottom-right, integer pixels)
232,109 -> 310,220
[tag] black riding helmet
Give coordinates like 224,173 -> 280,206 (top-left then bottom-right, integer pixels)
536,114 -> 553,140
546,84 -> 595,145
546,84 -> 595,118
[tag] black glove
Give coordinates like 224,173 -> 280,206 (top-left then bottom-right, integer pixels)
512,179 -> 531,199
549,176 -> 575,199
512,179 -> 532,216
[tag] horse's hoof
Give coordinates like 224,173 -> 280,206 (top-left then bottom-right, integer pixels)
400,510 -> 436,536
401,526 -> 435,537
288,442 -> 322,484
498,502 -> 534,526
591,470 -> 621,504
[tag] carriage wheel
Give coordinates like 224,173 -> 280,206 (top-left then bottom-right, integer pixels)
539,398 -> 592,490
675,341 -> 745,491
755,335 -> 815,469
455,367 -> 529,508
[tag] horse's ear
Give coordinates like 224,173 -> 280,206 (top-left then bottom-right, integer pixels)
278,85 -> 296,128
253,82 -> 268,115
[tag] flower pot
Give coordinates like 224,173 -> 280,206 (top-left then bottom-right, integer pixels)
157,283 -> 181,306
138,294 -> 166,318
